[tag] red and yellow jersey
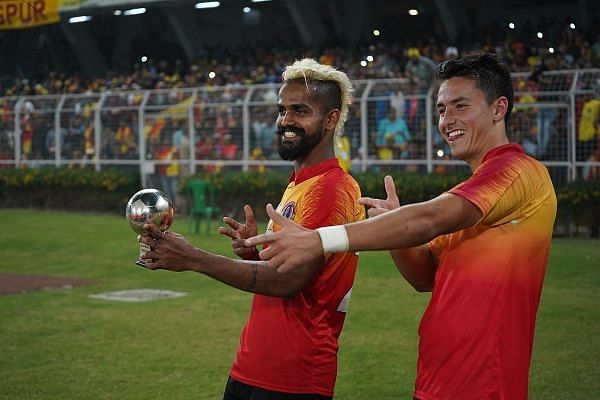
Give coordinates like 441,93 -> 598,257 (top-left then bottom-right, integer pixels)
115,125 -> 134,154
21,118 -> 33,155
230,158 -> 365,396
416,144 -> 557,400
155,145 -> 179,176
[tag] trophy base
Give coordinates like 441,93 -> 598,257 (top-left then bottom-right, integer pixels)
136,242 -> 152,268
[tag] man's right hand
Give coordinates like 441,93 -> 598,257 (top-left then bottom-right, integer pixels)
219,205 -> 259,260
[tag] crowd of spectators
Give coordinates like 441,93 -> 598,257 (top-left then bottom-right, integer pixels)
1,18 -> 599,97
1,17 -> 599,187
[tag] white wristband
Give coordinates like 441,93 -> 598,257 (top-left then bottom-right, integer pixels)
316,226 -> 349,253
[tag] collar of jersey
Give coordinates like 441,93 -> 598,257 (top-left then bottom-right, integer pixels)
289,158 -> 341,185
482,143 -> 524,164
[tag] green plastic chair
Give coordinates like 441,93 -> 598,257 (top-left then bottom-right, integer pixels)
187,179 -> 221,234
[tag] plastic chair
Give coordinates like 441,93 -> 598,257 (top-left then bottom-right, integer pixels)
187,179 -> 221,234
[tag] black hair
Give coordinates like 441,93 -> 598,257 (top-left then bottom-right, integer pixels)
435,53 -> 514,125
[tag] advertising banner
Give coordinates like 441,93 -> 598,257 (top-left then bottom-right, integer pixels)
0,0 -> 61,30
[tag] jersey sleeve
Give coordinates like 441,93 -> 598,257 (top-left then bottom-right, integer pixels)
427,234 -> 449,260
448,155 -> 537,227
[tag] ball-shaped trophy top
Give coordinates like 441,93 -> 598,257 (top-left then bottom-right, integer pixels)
125,189 -> 174,235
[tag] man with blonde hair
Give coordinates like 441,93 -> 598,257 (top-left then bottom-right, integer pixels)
140,58 -> 364,399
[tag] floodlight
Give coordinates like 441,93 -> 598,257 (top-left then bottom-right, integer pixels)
69,15 -> 91,23
195,2 -> 220,9
123,8 -> 146,16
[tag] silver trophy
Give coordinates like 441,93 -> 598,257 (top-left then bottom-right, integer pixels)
125,189 -> 174,267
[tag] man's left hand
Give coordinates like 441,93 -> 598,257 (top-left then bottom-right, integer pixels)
244,204 -> 323,273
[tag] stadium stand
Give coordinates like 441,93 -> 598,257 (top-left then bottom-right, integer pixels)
1,0 -> 599,190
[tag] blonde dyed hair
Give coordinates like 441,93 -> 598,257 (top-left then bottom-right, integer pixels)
282,58 -> 353,136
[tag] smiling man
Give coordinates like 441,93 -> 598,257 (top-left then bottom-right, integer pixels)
246,53 -> 558,399
139,58 -> 364,399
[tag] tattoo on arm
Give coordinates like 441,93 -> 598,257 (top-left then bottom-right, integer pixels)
247,264 -> 258,291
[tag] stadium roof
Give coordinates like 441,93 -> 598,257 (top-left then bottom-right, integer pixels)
0,0 -> 595,79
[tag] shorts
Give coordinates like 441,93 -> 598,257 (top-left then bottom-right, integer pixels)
223,377 -> 333,400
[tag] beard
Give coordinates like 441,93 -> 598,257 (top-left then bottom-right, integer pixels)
276,126 -> 322,161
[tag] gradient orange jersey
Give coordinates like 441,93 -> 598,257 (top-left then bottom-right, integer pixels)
416,144 -> 557,400
230,158 -> 365,396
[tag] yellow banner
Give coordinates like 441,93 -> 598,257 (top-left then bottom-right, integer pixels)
0,0 -> 60,30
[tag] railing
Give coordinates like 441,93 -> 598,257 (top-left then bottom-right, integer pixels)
1,69 -> 599,193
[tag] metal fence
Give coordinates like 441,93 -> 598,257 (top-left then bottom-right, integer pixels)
1,69 -> 599,194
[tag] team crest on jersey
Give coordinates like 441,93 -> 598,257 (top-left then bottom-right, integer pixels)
281,201 -> 296,220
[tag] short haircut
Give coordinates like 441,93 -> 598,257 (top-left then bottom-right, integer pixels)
435,53 -> 514,125
282,58 -> 353,136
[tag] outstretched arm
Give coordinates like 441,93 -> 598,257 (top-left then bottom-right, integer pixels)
139,224 -> 323,298
347,192 -> 480,250
246,192 -> 481,274
358,175 -> 437,292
